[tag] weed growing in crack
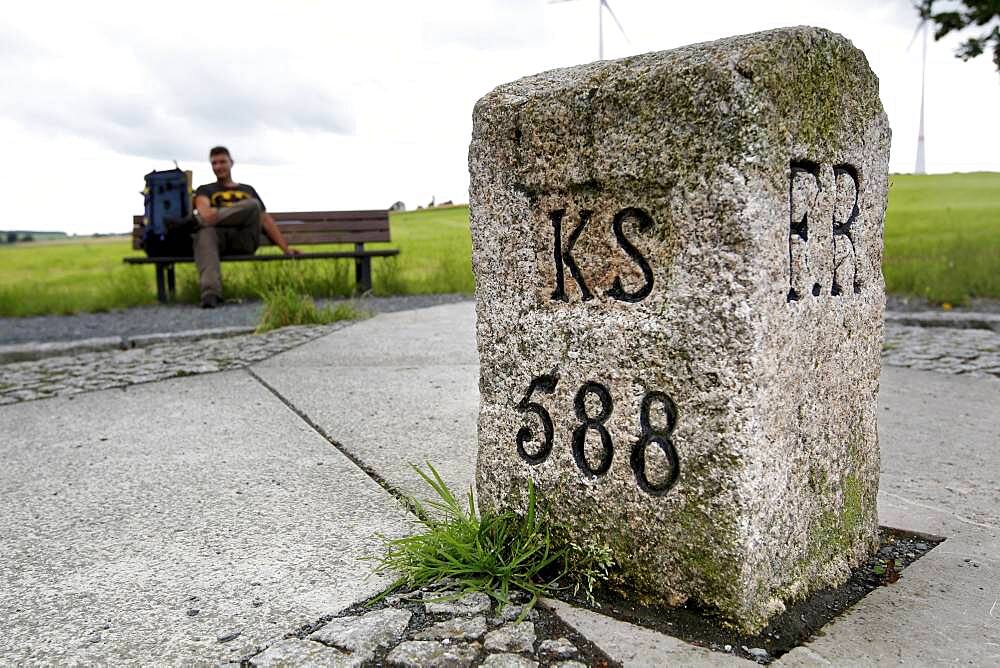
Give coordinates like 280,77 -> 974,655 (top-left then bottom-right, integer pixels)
371,463 -> 615,616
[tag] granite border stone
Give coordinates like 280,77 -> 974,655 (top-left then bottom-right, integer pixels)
884,310 -> 1000,332
0,326 -> 256,363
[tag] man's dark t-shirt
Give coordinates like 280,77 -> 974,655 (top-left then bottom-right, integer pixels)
195,183 -> 266,212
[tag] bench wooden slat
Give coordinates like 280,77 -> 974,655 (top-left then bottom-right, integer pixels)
260,231 -> 392,246
264,221 -> 390,233
269,210 -> 388,222
131,211 -> 392,250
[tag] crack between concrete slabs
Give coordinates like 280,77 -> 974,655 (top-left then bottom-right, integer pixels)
244,367 -> 421,520
881,490 -> 1000,532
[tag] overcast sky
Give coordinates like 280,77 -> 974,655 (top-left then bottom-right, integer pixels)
3,0 -> 997,235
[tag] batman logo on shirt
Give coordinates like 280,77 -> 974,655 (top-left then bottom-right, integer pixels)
210,190 -> 251,208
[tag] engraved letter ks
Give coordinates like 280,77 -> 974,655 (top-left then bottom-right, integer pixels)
550,208 -> 594,302
607,207 -> 655,303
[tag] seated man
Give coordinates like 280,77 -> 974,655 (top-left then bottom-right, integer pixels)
192,146 -> 299,308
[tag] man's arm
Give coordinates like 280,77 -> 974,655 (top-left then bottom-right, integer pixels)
261,212 -> 300,255
194,194 -> 219,226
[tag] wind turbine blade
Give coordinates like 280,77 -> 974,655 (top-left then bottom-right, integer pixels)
602,0 -> 631,44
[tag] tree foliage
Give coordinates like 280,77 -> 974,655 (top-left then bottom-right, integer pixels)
916,0 -> 1000,72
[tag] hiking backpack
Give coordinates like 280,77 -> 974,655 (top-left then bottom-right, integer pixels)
142,168 -> 195,257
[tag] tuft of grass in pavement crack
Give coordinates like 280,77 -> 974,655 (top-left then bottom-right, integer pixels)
372,463 -> 614,616
255,287 -> 368,334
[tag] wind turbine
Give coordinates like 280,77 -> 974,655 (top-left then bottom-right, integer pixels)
550,0 -> 631,61
909,14 -> 929,174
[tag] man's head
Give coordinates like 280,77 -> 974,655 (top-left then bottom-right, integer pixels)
209,146 -> 233,182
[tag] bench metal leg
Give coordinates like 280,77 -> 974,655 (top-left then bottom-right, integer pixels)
354,244 -> 372,294
154,263 -> 176,303
155,264 -> 168,303
167,264 -> 176,301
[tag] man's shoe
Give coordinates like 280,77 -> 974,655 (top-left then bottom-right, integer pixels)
200,294 -> 223,309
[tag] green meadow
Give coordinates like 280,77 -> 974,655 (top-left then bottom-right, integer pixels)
0,173 -> 998,318
883,172 -> 1000,304
0,206 -> 475,317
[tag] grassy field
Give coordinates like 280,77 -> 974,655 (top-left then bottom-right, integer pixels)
0,206 -> 475,317
1,173 -> 997,317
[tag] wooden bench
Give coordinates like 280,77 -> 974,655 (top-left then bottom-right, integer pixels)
124,210 -> 399,303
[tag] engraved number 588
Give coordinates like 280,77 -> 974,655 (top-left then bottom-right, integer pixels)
514,376 -> 681,495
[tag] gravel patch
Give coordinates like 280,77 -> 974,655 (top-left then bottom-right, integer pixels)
0,294 -> 472,345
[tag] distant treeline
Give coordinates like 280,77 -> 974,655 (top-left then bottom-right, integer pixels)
1,230 -> 69,243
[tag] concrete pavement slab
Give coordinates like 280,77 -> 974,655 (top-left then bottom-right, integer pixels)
877,365 -> 1000,532
776,541 -> 1000,666
252,302 -> 479,500
544,598 -> 737,666
0,370 -> 414,665
778,366 -> 1000,665
256,301 -> 477,369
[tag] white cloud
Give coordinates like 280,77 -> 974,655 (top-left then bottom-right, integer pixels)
418,0 -> 546,50
1,0 -> 997,234
0,9 -> 356,164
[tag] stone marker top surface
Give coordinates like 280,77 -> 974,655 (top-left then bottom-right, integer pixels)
469,26 -> 890,633
471,25 -> 886,193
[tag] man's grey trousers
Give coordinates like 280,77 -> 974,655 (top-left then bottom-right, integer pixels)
194,199 -> 262,301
